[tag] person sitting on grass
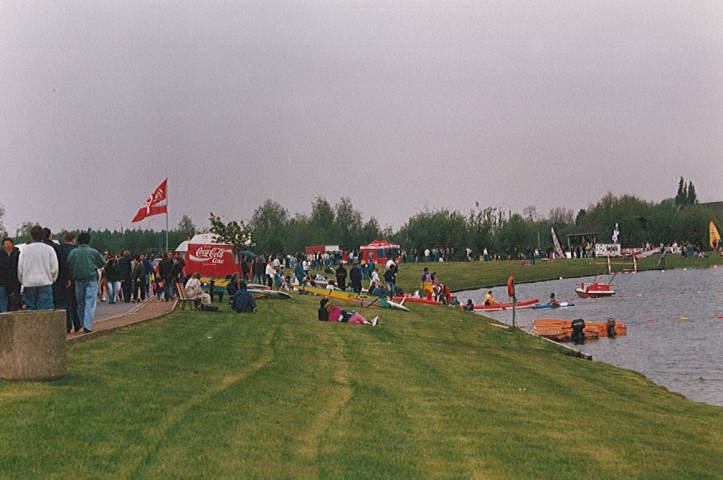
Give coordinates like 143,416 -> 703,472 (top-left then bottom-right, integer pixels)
317,298 -> 378,326
232,281 -> 257,313
226,273 -> 240,300
184,273 -> 217,311
464,299 -> 474,311
209,279 -> 222,303
483,290 -> 498,306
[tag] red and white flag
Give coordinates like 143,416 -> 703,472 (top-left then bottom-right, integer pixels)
131,178 -> 168,223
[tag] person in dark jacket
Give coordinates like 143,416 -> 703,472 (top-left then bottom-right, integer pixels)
170,257 -> 185,298
104,256 -> 122,304
231,282 -> 257,313
240,255 -> 250,281
131,255 -> 146,302
2,238 -> 21,311
349,260 -> 363,293
42,228 -> 70,311
226,273 -> 239,299
61,232 -> 82,332
335,262 -> 348,290
0,237 -> 19,312
384,264 -> 397,298
117,251 -> 133,302
157,251 -> 175,301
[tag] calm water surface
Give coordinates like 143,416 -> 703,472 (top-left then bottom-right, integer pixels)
458,266 -> 723,407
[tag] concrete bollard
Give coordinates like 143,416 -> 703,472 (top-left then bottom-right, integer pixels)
0,310 -> 67,381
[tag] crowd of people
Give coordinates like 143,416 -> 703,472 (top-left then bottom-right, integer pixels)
0,226 -> 105,333
0,225 -> 231,331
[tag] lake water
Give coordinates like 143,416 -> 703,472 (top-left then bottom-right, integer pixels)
458,266 -> 723,407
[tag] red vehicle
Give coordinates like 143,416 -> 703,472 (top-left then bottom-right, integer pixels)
176,234 -> 239,279
305,245 -> 340,255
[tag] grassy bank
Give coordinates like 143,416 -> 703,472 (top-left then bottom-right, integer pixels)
1,285 -> 721,479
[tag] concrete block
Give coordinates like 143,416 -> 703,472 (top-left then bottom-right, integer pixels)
0,310 -> 67,381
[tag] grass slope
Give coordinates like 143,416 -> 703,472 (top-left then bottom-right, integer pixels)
1,287 -> 721,479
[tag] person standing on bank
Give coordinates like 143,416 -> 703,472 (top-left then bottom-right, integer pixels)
335,261 -> 348,290
18,225 -> 59,310
265,259 -> 276,289
0,239 -> 13,312
132,255 -> 146,302
42,227 -> 70,312
117,251 -> 133,302
349,260 -> 363,293
61,232 -> 82,333
1,238 -> 21,311
67,232 -> 105,333
157,251 -> 175,301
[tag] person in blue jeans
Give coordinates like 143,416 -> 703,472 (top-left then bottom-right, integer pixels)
68,232 -> 106,333
17,225 -> 58,310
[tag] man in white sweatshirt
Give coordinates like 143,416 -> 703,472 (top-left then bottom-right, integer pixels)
17,225 -> 58,310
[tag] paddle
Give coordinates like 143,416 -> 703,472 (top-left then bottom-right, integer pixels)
365,296 -> 381,308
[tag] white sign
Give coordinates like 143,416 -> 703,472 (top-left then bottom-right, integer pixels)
595,244 -> 622,257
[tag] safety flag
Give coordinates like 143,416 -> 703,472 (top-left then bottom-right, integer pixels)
131,178 -> 168,223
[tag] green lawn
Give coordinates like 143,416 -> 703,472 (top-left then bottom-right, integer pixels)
1,263 -> 722,480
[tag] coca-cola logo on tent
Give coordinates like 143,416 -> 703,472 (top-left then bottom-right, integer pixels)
189,246 -> 232,264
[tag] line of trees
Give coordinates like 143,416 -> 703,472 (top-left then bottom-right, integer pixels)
217,187 -> 722,258
1,178 -> 720,257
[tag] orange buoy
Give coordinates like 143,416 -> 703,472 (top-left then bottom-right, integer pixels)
507,276 -> 515,297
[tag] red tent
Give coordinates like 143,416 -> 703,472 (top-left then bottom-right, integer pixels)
360,239 -> 400,264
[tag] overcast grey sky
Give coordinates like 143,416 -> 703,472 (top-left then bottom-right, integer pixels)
1,1 -> 721,236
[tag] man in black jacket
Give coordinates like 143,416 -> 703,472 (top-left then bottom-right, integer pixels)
349,260 -> 363,293
335,262 -> 348,290
157,251 -> 175,301
1,238 -> 21,311
61,232 -> 82,332
42,228 -> 70,313
117,251 -> 133,302
384,264 -> 397,298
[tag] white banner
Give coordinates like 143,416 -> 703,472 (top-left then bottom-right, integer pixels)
595,243 -> 622,257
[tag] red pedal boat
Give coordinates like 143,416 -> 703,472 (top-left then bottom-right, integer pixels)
575,274 -> 616,298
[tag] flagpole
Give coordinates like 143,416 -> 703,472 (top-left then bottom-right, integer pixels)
165,179 -> 169,253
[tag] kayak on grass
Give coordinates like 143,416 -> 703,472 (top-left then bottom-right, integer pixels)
248,289 -> 291,300
292,284 -> 410,312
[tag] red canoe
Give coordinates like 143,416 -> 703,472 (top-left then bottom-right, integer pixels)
473,298 -> 540,311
